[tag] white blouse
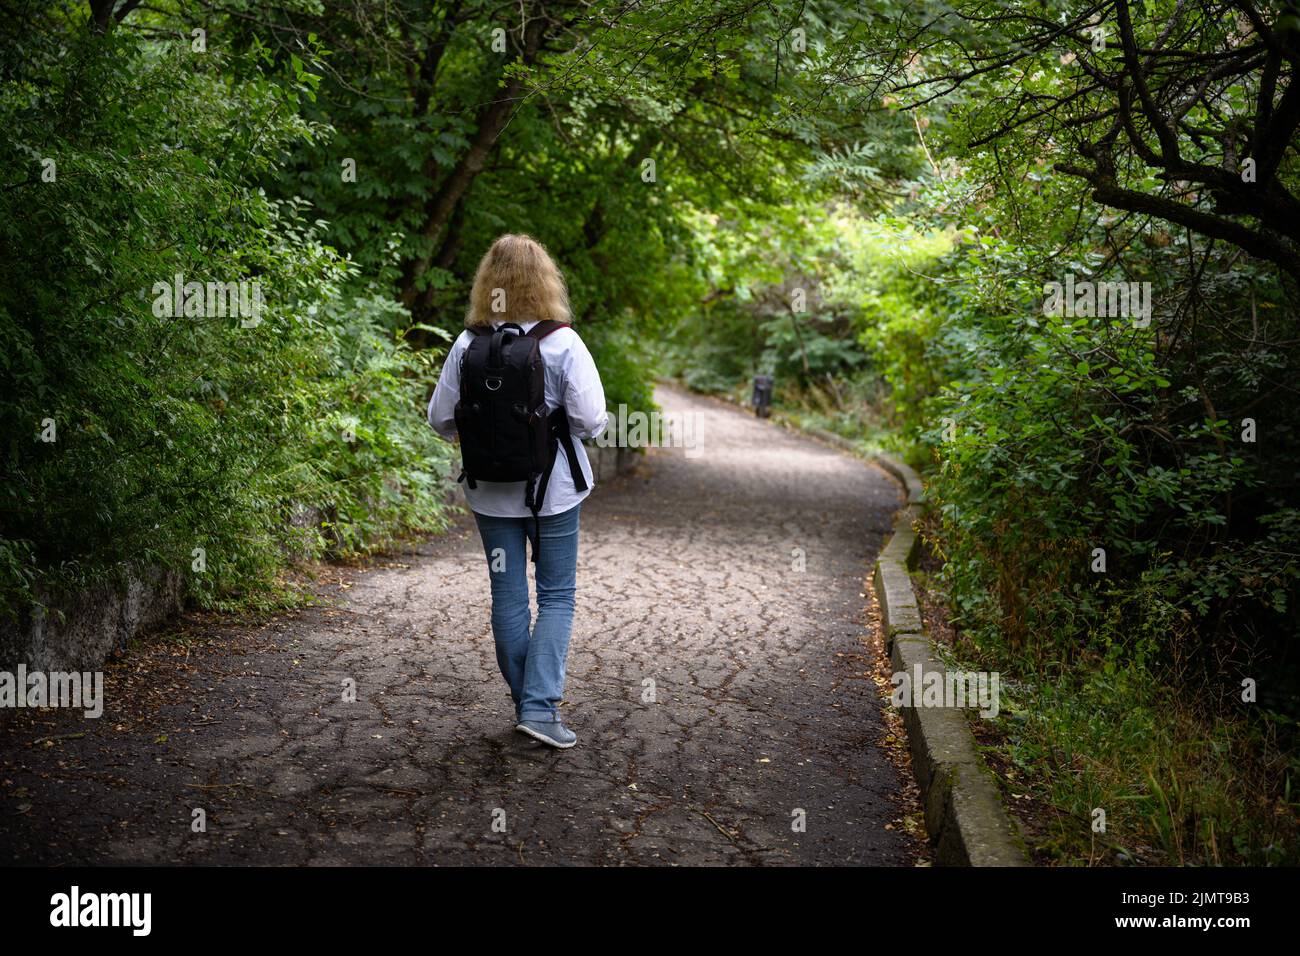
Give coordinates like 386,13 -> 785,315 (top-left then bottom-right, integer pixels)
427,319 -> 609,517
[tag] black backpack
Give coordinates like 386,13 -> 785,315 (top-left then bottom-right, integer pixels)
454,320 -> 588,560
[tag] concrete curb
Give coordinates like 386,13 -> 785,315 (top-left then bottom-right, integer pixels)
870,454 -> 1028,867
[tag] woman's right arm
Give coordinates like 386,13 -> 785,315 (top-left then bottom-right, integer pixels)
563,332 -> 609,441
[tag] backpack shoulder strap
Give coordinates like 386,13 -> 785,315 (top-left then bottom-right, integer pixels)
526,320 -> 571,340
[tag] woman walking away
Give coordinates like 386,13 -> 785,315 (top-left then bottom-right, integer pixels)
427,234 -> 608,749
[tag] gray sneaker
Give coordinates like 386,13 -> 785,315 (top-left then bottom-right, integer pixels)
515,719 -> 577,749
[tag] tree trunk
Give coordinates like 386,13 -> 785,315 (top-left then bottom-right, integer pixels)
400,13 -> 548,321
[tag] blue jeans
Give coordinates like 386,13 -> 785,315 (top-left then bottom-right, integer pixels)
473,504 -> 580,723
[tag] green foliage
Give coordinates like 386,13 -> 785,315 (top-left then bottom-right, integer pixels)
994,640 -> 1300,865
913,231 -> 1299,683
0,24 -> 455,618
661,204 -> 903,413
581,322 -> 658,419
272,289 -> 458,566
902,222 -> 1300,862
822,215 -> 955,433
661,74 -> 1299,861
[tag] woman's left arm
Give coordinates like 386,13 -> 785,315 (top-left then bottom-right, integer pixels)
427,336 -> 465,440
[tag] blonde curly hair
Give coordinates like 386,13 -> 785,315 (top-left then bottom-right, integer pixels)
465,233 -> 571,328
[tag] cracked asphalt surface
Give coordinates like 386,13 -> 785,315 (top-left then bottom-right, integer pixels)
1,384 -> 921,866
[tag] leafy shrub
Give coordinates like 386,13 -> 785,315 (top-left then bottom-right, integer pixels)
0,26 -> 455,618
